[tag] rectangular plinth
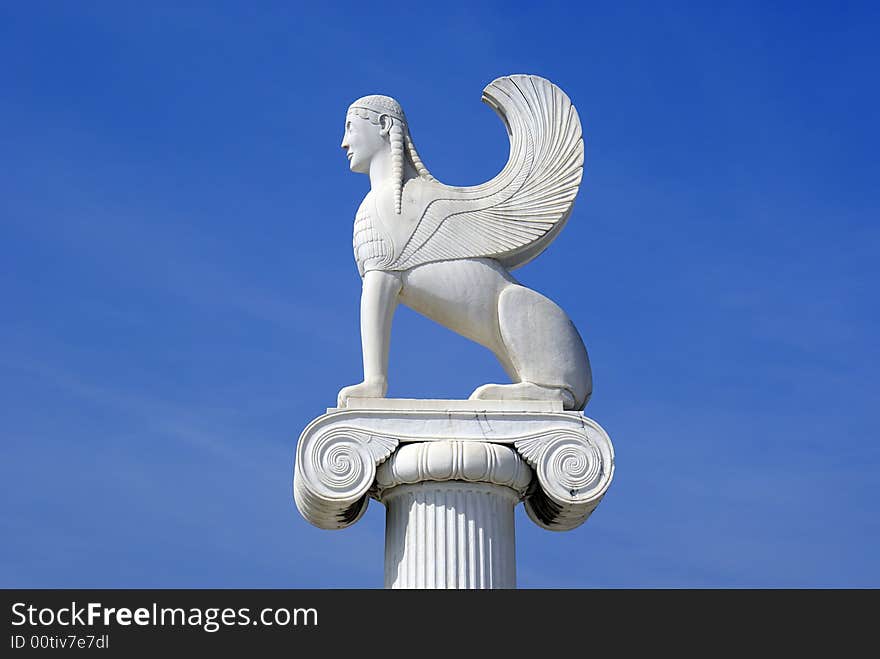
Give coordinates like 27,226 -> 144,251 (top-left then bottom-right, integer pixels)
329,397 -> 563,414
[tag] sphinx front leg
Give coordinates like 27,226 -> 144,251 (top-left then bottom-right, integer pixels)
337,269 -> 402,408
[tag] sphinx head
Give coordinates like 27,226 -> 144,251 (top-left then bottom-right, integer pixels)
342,95 -> 400,174
342,94 -> 435,212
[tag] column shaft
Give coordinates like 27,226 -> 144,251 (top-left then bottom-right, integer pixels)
382,481 -> 519,589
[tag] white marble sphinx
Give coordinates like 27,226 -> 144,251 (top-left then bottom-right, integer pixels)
336,74 -> 591,410
294,75 -> 614,588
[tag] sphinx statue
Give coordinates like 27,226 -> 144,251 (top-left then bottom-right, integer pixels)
337,74 -> 592,411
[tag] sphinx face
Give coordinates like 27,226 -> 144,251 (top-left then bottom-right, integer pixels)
341,113 -> 385,174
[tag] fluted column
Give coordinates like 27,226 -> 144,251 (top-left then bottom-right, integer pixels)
375,441 -> 532,589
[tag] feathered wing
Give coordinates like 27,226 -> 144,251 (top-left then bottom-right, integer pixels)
390,74 -> 584,271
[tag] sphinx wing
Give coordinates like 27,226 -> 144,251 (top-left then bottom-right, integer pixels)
390,75 -> 584,272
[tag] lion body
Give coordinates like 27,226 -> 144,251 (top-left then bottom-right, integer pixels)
354,189 -> 591,409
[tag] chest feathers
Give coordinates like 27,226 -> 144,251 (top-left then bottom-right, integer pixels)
352,195 -> 392,277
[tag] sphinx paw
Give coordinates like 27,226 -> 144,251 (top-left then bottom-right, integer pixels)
337,378 -> 388,408
469,382 -> 576,409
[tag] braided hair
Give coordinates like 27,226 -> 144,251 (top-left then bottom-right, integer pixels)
348,95 -> 435,213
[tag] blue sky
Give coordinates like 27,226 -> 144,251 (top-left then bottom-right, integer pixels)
2,1 -> 878,587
